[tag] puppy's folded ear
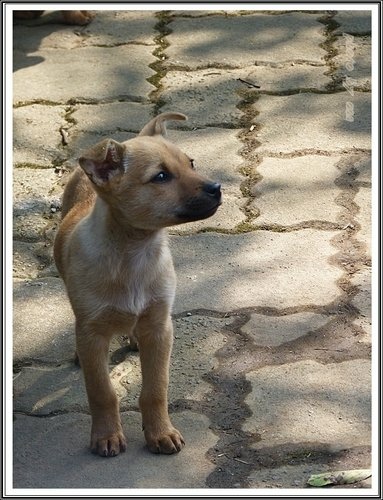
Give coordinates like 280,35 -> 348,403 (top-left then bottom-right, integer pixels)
138,112 -> 187,137
79,139 -> 126,186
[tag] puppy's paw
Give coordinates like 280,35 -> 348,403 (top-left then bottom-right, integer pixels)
91,430 -> 127,457
62,10 -> 95,25
145,427 -> 185,455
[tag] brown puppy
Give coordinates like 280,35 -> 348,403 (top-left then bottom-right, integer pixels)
14,10 -> 94,25
54,113 -> 222,457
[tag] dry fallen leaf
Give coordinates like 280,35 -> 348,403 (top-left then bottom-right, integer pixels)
307,469 -> 371,487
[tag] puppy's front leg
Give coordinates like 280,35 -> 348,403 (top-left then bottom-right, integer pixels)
76,323 -> 127,457
136,306 -> 185,454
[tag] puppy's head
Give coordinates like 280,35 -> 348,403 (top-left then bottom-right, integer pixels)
79,112 -> 222,230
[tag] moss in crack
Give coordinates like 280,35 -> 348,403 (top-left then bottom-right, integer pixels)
234,88 -> 264,226
197,227 -> 240,235
64,106 -> 77,127
237,158 -> 263,223
237,89 -> 260,128
13,99 -> 61,108
318,12 -> 343,91
147,11 -> 172,112
233,221 -> 257,233
14,163 -> 51,170
239,165 -> 260,196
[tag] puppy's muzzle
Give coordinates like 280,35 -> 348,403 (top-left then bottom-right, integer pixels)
176,181 -> 222,222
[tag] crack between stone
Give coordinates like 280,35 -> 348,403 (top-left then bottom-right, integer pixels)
13,359 -> 76,374
145,11 -> 173,114
85,41 -> 155,48
14,96 -> 150,108
171,221 -> 345,236
244,87 -> 370,96
258,148 -> 371,158
14,410 -> 90,418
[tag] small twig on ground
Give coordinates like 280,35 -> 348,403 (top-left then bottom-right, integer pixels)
237,78 -> 261,89
217,452 -> 254,466
314,348 -> 344,352
233,457 -> 254,465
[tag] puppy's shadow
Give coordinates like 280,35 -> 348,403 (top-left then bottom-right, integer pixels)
111,340 -> 139,365
13,53 -> 45,72
13,12 -> 83,72
73,343 -> 138,368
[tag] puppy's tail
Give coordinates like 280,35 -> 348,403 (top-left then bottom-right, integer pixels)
138,112 -> 187,137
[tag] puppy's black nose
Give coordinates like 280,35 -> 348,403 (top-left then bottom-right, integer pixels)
203,182 -> 221,199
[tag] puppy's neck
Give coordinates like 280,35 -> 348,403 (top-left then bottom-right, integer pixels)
90,196 -> 160,244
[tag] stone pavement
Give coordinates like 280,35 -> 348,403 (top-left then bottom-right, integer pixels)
11,8 -> 373,492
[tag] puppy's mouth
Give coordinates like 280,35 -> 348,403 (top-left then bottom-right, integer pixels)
176,202 -> 221,222
175,199 -> 222,223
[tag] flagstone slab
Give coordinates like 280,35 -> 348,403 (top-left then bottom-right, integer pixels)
250,155 -> 342,226
13,411 -> 217,488
14,46 -> 155,103
172,230 -> 343,313
253,92 -> 371,154
166,13 -> 326,68
243,359 -> 371,449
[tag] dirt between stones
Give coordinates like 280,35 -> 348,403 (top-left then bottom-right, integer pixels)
102,306 -> 370,489
175,311 -> 371,488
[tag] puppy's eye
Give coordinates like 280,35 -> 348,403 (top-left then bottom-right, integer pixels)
151,171 -> 172,183
190,159 -> 195,170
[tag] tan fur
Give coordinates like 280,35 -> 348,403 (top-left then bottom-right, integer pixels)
14,10 -> 94,25
54,112 -> 221,456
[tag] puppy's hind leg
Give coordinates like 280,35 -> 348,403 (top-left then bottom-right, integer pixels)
76,322 -> 126,457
